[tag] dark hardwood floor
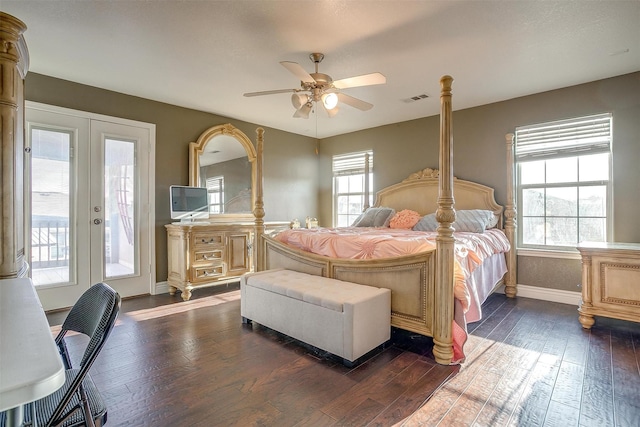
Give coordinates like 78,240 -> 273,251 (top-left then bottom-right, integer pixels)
46,285 -> 640,426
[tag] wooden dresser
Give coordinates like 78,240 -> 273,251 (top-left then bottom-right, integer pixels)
165,222 -> 254,300
577,242 -> 640,328
166,221 -> 289,300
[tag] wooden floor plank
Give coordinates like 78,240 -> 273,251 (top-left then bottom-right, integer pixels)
580,327 -> 615,427
44,289 -> 640,427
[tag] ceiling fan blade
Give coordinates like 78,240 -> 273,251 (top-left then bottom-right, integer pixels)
243,89 -> 296,97
337,93 -> 373,111
280,61 -> 315,83
333,72 -> 386,89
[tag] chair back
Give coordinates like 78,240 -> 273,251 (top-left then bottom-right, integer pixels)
48,282 -> 121,426
57,282 -> 121,368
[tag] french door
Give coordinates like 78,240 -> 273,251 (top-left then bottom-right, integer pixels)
26,104 -> 155,311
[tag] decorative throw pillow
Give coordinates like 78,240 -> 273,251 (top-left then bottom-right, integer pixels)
412,213 -> 439,231
389,209 -> 421,229
351,207 -> 396,227
454,209 -> 497,232
412,209 -> 498,233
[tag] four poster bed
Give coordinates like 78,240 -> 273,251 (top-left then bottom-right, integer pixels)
251,76 -> 517,365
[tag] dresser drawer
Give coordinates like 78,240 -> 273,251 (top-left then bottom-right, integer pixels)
192,264 -> 225,282
193,248 -> 224,264
193,232 -> 224,248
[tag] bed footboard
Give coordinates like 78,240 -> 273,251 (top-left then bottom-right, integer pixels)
261,234 -> 436,338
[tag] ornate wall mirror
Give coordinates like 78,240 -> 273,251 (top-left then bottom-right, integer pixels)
189,124 -> 257,221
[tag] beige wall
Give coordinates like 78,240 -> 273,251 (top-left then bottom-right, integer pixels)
23,72 -> 639,293
25,73 -> 318,283
319,72 -> 640,292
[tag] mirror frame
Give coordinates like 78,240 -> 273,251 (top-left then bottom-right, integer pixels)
189,123 -> 257,222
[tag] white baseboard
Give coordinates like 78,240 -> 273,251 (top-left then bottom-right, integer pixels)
496,284 -> 581,306
154,281 -> 169,295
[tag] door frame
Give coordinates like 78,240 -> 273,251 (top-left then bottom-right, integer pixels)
25,101 -> 156,304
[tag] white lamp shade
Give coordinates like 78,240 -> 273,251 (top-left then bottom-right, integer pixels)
291,93 -> 309,109
293,102 -> 312,119
322,93 -> 339,110
326,104 -> 339,117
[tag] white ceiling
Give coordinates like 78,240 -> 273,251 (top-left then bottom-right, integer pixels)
3,1 -> 639,139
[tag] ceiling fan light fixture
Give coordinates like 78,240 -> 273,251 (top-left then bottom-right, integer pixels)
291,93 -> 309,109
322,92 -> 339,110
293,102 -> 313,119
325,104 -> 339,118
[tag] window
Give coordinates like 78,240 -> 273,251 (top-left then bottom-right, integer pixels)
515,113 -> 612,251
206,176 -> 224,214
333,151 -> 373,227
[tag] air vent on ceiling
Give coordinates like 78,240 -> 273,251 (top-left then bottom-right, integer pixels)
403,93 -> 429,103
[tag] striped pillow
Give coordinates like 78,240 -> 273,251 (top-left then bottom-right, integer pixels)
412,209 -> 497,233
351,207 -> 396,227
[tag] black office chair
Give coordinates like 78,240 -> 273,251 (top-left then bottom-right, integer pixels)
2,282 -> 121,427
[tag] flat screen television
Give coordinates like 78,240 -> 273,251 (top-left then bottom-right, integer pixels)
170,185 -> 209,222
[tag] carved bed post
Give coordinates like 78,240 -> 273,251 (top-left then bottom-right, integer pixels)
254,127 -> 265,271
433,75 -> 455,365
504,133 -> 517,297
363,152 -> 370,210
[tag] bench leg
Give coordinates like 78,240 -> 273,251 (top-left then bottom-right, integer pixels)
241,316 -> 252,324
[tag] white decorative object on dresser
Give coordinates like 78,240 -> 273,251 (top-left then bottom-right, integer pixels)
577,242 -> 640,328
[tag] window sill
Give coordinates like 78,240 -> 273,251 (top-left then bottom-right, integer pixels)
516,248 -> 582,260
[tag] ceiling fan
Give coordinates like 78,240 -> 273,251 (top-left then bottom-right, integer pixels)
243,53 -> 386,118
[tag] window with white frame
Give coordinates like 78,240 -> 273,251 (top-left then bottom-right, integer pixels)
206,176 -> 224,214
515,113 -> 612,251
333,151 -> 373,227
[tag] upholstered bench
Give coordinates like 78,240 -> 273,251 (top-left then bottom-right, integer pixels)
240,268 -> 391,366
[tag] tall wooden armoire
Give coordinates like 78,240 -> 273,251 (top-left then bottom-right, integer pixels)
0,12 -> 29,279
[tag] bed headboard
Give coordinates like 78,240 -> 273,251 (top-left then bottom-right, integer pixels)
373,168 -> 504,227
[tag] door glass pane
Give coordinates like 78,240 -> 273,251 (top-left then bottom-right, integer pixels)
30,128 -> 72,286
104,138 -> 136,278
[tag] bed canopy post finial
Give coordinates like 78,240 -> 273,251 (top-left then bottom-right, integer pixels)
254,127 -> 265,271
504,133 -> 517,297
433,75 -> 455,365
363,152 -> 371,211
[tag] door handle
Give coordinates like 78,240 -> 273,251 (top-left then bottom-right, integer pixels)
93,218 -> 102,225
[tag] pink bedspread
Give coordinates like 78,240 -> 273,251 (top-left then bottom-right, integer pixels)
274,226 -> 511,363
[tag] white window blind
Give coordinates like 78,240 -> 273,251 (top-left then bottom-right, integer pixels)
332,151 -> 373,176
206,176 -> 223,192
515,113 -> 611,160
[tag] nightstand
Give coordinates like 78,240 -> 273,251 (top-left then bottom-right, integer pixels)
577,242 -> 640,328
